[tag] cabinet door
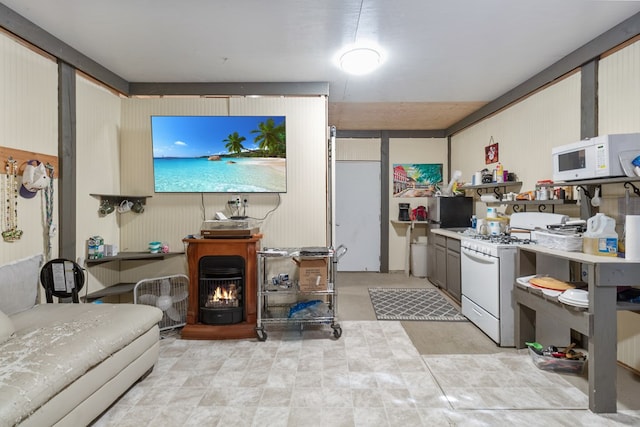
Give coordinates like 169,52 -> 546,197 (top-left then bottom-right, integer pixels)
427,241 -> 435,281
434,244 -> 447,289
446,249 -> 461,302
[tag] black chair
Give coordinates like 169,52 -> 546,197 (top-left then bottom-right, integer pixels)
40,258 -> 85,303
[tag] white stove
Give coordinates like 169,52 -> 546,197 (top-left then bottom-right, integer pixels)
460,212 -> 569,347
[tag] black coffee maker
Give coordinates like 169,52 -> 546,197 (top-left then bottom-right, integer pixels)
398,203 -> 411,221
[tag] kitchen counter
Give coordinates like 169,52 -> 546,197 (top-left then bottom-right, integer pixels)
430,227 -> 469,240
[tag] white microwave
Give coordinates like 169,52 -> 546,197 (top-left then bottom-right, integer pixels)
552,133 -> 640,181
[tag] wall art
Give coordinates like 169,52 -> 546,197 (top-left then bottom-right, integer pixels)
393,163 -> 442,197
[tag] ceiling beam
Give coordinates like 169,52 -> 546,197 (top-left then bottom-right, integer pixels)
0,3 -> 129,94
128,82 -> 329,97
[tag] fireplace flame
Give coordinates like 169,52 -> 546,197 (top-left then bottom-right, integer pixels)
205,283 -> 239,308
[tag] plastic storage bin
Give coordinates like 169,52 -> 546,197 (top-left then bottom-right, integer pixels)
528,348 -> 586,374
411,242 -> 428,277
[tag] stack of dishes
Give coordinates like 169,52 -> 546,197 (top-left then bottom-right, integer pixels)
516,275 -> 563,297
558,289 -> 589,308
517,275 -> 589,307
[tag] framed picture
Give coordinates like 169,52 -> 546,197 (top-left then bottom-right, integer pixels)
393,163 -> 443,197
485,143 -> 499,164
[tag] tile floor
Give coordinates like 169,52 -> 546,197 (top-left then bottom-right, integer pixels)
93,320 -> 640,426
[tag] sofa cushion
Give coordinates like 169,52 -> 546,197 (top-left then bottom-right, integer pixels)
0,311 -> 14,344
0,254 -> 43,316
1,303 -> 162,425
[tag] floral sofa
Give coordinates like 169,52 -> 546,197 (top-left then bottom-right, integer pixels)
0,254 -> 163,426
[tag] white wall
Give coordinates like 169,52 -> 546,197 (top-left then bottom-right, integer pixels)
74,76 -> 123,292
389,138 -> 448,271
0,32 -> 58,266
451,72 -> 581,219
119,96 -> 329,255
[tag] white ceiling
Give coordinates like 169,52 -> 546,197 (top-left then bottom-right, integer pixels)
3,0 -> 640,130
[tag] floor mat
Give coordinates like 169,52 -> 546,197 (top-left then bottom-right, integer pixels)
422,353 -> 588,410
368,288 -> 467,321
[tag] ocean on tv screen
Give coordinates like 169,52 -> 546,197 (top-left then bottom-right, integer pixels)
153,157 -> 286,193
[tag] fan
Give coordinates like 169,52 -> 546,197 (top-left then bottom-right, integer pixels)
133,274 -> 189,331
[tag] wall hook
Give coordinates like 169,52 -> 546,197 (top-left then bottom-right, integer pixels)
624,181 -> 640,197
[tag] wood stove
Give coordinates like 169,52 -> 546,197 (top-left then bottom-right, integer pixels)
182,235 -> 261,340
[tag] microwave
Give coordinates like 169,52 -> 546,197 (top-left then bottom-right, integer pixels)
552,133 -> 640,181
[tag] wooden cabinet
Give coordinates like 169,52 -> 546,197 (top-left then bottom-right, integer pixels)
433,239 -> 447,288
446,238 -> 461,301
428,231 -> 461,303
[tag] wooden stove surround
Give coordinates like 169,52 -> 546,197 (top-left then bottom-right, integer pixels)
181,236 -> 261,340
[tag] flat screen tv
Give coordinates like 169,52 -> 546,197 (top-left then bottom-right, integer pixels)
150,115 -> 286,193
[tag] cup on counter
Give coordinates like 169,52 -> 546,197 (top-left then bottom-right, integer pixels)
148,241 -> 162,253
487,219 -> 507,235
487,207 -> 498,218
536,189 -> 549,201
476,218 -> 488,235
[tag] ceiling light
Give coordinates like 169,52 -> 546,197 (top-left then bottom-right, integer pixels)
339,47 -> 383,75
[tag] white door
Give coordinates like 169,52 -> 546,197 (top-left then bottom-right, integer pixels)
335,161 -> 380,271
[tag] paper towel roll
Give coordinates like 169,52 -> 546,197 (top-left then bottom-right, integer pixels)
625,215 -> 640,261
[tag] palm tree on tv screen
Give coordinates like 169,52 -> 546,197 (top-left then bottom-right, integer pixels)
251,118 -> 286,157
223,131 -> 247,154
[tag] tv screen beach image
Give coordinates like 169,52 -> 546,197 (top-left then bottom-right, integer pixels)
151,115 -> 287,193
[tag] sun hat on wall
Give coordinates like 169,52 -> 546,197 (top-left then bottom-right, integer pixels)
20,160 -> 49,199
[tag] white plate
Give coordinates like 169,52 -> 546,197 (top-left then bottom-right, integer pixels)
516,275 -> 537,286
562,288 -> 589,303
558,295 -> 589,308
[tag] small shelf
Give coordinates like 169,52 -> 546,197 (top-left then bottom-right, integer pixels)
538,176 -> 640,187
537,176 -> 640,198
90,194 -> 151,204
82,283 -> 135,302
86,251 -> 184,265
486,199 -> 577,213
461,181 -> 522,199
462,181 -> 523,190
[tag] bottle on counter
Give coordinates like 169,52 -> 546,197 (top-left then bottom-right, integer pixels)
583,213 -> 618,256
495,163 -> 504,183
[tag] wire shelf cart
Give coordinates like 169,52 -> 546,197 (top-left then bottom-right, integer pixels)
255,245 -> 346,341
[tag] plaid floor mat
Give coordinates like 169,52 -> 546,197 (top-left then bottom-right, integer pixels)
368,288 -> 467,321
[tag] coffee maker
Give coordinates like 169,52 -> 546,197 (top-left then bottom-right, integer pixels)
398,203 -> 411,221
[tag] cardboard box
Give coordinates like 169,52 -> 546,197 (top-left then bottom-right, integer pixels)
295,257 -> 328,291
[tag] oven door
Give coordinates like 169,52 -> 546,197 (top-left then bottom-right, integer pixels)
461,247 -> 501,343
461,248 -> 500,318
